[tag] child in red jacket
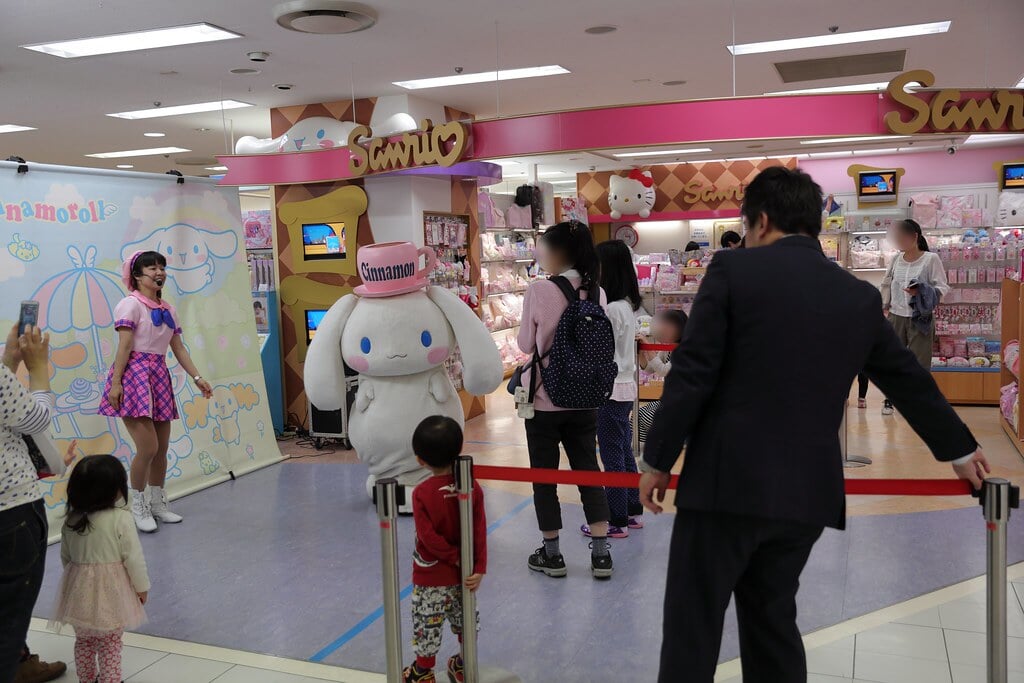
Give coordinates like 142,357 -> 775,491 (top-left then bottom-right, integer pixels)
404,416 -> 487,683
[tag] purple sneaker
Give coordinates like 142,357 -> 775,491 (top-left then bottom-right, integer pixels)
580,524 -> 628,539
627,517 -> 645,529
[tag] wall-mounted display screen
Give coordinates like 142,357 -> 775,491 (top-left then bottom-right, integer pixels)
302,222 -> 346,260
1003,162 -> 1024,190
857,171 -> 898,203
305,309 -> 327,345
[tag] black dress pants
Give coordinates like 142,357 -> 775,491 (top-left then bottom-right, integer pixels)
525,409 -> 610,531
659,509 -> 823,683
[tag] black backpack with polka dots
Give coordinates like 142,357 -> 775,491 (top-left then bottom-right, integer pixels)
539,276 -> 618,409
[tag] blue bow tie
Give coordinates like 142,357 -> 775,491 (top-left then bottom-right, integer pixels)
150,308 -> 175,329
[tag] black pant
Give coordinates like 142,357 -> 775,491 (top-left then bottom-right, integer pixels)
525,409 -> 610,532
0,499 -> 47,683
857,373 -> 869,400
660,510 -> 823,683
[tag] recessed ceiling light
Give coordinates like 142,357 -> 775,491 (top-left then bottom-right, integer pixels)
393,65 -> 569,90
195,127 -> 213,133
85,146 -> 190,159
107,100 -> 251,120
727,21 -> 951,56
273,83 -> 294,91
662,80 -> 687,86
22,23 -> 242,59
230,67 -> 261,75
768,81 -> 890,95
206,166 -> 229,171
964,133 -> 1024,145
116,164 -> 134,169
613,147 -> 712,158
275,1 -> 378,34
143,132 -> 166,138
585,25 -> 618,35
801,135 -> 910,145
0,125 -> 36,134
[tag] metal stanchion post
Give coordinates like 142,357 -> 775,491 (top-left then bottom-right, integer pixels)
375,479 -> 403,683
982,478 -> 1016,683
455,457 -> 522,683
632,340 -> 641,458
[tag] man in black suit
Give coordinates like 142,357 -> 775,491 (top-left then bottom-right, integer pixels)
639,166 -> 989,683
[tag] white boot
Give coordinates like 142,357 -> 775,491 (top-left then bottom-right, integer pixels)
131,489 -> 157,533
148,485 -> 183,524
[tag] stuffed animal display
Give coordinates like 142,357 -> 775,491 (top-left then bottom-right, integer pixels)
997,191 -> 1024,227
304,242 -> 503,507
609,170 -> 656,219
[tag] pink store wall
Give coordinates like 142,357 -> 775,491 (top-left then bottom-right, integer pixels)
799,145 -> 1024,193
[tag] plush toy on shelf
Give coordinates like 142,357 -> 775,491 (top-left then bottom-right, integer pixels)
609,169 -> 656,219
305,242 -> 503,511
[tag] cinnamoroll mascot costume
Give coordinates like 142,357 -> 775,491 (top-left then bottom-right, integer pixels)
304,241 -> 503,506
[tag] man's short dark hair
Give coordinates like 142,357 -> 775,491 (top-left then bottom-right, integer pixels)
741,167 -> 823,238
720,230 -> 741,248
412,415 -> 464,468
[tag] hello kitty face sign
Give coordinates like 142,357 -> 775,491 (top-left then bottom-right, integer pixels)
609,170 -> 656,219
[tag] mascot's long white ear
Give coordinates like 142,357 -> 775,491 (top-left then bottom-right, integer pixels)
426,286 -> 503,396
304,294 -> 359,411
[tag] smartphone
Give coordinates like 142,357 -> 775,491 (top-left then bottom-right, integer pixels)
18,300 -> 39,336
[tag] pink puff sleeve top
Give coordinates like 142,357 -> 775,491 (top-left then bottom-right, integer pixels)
112,295 -> 182,356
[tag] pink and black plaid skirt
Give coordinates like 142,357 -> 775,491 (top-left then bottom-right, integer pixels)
98,351 -> 179,422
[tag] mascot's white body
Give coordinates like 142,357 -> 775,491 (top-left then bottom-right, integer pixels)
305,285 -> 503,502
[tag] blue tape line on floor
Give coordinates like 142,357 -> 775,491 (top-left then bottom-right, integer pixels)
309,496 -> 534,663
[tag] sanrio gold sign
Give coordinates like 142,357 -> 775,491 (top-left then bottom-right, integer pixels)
347,119 -> 469,177
885,70 -> 1024,135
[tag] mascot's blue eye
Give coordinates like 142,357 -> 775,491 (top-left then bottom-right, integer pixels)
193,245 -> 199,254
166,246 -> 173,255
360,337 -> 371,353
421,330 -> 432,347
316,129 -> 325,139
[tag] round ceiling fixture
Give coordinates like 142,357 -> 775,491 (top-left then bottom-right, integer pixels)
273,83 -> 294,91
662,80 -> 687,86
274,0 -> 377,34
585,25 -> 617,35
230,67 -> 262,75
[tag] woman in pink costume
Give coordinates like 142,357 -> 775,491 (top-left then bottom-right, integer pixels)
98,250 -> 212,532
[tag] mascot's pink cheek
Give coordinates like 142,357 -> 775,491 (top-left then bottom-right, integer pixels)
347,356 -> 370,373
427,347 -> 450,364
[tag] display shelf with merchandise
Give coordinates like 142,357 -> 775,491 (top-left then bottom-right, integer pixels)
1000,278 -> 1024,458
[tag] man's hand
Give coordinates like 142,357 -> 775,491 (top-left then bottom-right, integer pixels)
953,448 -> 991,490
640,470 -> 671,515
465,573 -> 484,592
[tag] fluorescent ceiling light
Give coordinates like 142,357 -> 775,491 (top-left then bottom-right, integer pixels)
728,21 -> 951,56
808,151 -> 854,158
22,23 -> 241,59
206,165 -> 229,171
491,160 -> 520,167
394,65 -> 569,90
239,185 -> 270,192
801,135 -> 910,145
613,147 -> 712,158
107,100 -> 251,120
768,82 -> 889,95
115,164 -> 134,169
86,146 -> 190,159
0,125 -> 36,134
143,132 -> 166,138
852,147 -> 900,155
964,133 -> 1024,145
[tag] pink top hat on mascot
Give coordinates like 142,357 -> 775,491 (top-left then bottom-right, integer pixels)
354,241 -> 437,298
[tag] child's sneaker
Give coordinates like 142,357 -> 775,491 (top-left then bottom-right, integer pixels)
528,546 -> 568,578
627,517 -> 644,529
580,524 -> 628,539
446,654 -> 464,683
403,663 -> 435,683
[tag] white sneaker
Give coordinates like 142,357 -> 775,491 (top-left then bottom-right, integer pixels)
881,401 -> 894,416
131,489 -> 157,533
148,486 -> 183,524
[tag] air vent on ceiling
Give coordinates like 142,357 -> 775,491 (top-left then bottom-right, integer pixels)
274,0 -> 377,34
774,50 -> 906,84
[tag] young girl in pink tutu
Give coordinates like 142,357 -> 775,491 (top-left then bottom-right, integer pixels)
98,250 -> 212,532
50,454 -> 150,683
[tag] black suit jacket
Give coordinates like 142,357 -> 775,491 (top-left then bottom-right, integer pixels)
644,236 -> 977,530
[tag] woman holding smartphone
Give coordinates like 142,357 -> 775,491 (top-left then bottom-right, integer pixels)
98,251 -> 212,533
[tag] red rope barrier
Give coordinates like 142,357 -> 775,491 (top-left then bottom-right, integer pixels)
472,465 -> 974,497
637,343 -> 677,352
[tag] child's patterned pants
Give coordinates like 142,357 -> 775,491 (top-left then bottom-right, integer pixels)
75,627 -> 123,683
597,400 -> 642,528
412,585 -> 478,669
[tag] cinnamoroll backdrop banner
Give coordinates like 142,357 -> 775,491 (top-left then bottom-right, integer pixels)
0,162 -> 282,532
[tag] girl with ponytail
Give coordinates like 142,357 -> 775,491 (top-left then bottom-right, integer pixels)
879,219 -> 949,414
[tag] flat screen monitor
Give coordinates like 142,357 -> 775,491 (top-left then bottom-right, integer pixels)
302,222 -> 346,260
305,309 -> 327,345
1003,162 -> 1024,190
857,170 -> 898,203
